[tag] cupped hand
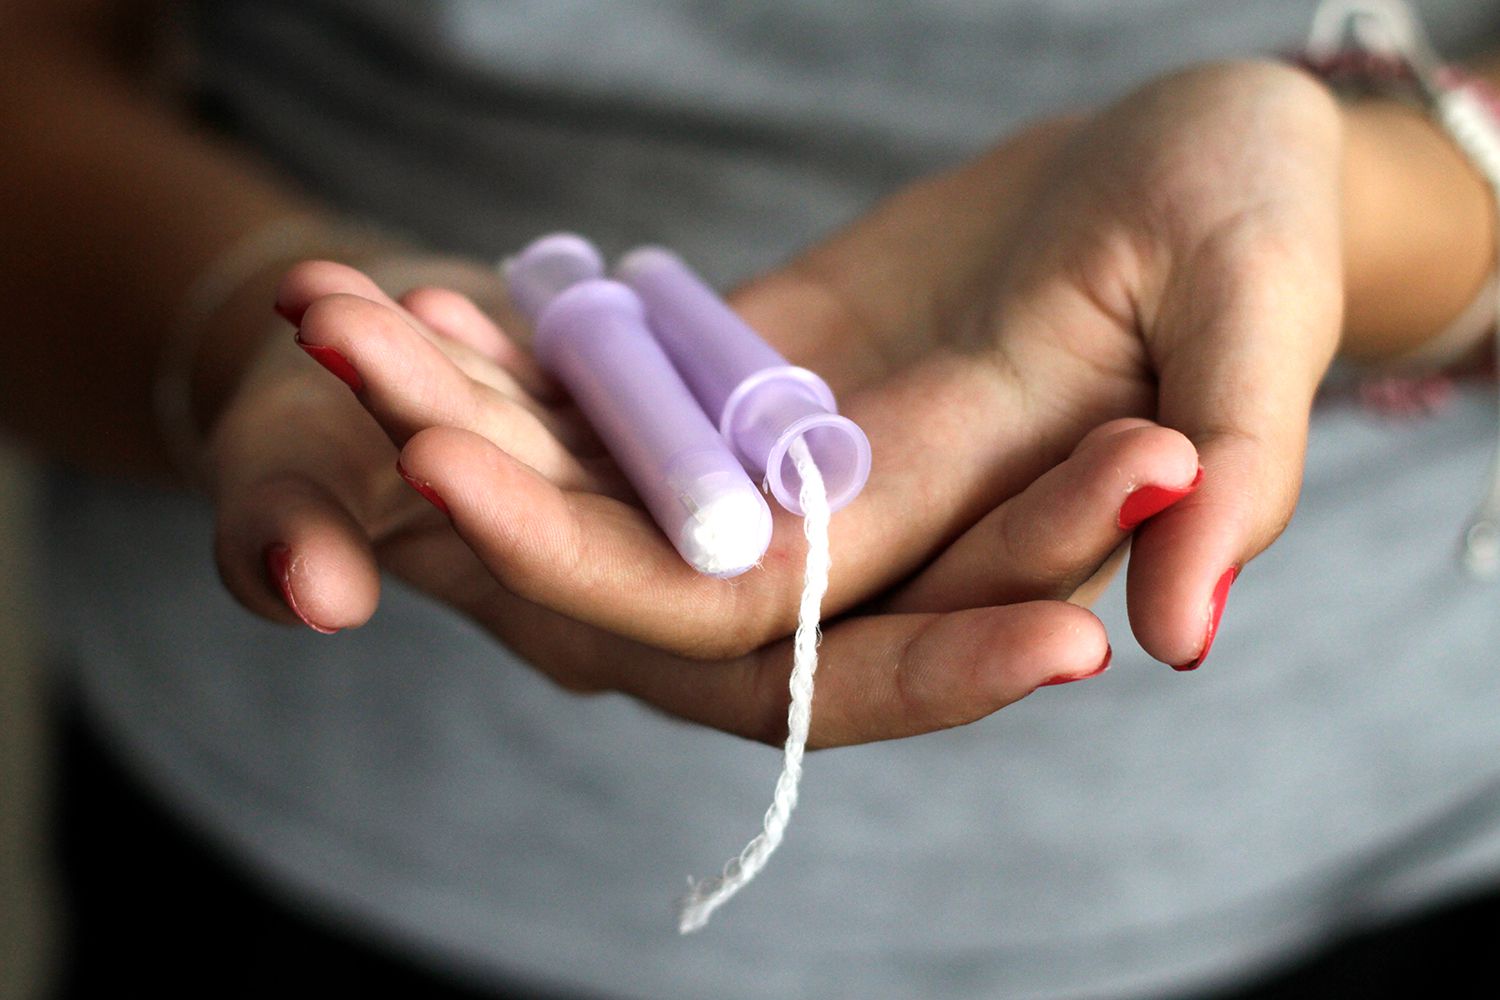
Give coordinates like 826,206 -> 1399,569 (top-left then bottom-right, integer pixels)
374,60 -> 1338,669
211,58 -> 1341,744
206,254 -> 573,634
221,258 -> 1166,747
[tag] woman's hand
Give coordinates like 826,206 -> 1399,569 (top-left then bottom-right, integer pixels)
868,58 -> 1349,667
369,60 -> 1347,670
212,58 -> 1473,744
208,254 -> 1171,747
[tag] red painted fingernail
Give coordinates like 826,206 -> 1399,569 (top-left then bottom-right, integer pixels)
274,301 -> 300,324
1173,566 -> 1237,671
264,543 -> 339,635
1118,466 -> 1204,531
396,461 -> 450,517
294,333 -> 364,393
1040,645 -> 1113,687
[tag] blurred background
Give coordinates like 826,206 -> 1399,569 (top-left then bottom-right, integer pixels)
0,443 -> 52,999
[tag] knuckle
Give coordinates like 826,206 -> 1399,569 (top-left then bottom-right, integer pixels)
996,514 -> 1089,598
675,623 -> 762,662
891,620 -> 974,734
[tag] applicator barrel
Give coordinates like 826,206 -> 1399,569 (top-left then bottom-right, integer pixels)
507,238 -> 772,577
617,247 -> 871,516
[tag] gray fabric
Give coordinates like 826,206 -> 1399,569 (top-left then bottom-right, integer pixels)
46,1 -> 1500,997
191,0 -> 1496,282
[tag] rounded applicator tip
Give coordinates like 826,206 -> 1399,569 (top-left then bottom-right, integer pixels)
502,233 -> 607,322
614,245 -> 681,282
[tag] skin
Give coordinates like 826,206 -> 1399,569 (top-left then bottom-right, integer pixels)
1,3 -> 1495,746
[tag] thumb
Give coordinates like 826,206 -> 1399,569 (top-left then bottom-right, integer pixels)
1126,230 -> 1343,669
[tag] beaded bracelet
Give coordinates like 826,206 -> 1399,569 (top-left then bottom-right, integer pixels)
1299,0 -> 1500,578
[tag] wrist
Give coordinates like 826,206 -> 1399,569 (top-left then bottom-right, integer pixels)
1339,95 -> 1496,362
158,216 -> 416,485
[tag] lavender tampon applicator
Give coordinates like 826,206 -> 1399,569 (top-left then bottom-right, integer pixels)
616,247 -> 872,516
505,234 -> 773,577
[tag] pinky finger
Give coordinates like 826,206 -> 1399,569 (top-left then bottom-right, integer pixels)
214,472 -> 382,635
399,285 -> 561,402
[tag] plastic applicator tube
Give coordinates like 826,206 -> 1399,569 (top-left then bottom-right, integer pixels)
504,234 -> 773,578
616,247 -> 871,516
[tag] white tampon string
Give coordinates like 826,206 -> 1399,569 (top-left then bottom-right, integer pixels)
677,437 -> 832,933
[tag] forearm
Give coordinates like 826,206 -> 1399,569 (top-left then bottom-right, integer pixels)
0,16 -> 340,477
1339,56 -> 1499,362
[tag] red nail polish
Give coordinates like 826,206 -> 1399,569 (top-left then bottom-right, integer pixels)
294,333 -> 364,393
396,461 -> 450,517
1173,566 -> 1236,671
1040,645 -> 1113,687
1118,467 -> 1204,531
274,301 -> 300,324
264,543 -> 339,635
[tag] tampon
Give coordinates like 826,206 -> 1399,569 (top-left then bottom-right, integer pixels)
505,234 -> 773,577
616,247 -> 871,516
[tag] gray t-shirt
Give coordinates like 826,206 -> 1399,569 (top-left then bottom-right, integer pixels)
46,2 -> 1500,997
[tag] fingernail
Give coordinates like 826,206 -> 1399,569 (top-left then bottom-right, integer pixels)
1040,645 -> 1113,687
1118,467 -> 1204,531
397,461 -> 450,517
1172,566 -> 1236,671
264,543 -> 339,635
294,333 -> 364,393
274,301 -> 300,324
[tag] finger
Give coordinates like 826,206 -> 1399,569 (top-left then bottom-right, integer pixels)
824,355 -> 1096,601
398,285 -> 561,402
278,260 -> 554,408
210,359 -> 396,633
760,601 -> 1111,748
612,602 -> 1112,748
890,418 -> 1200,612
381,518 -> 1112,748
401,358 -> 1107,659
425,560 -> 1113,747
397,425 -> 788,658
275,258 -> 400,325
397,285 -> 508,357
221,477 -> 380,635
400,286 -> 604,459
1128,229 -> 1342,669
295,292 -> 609,492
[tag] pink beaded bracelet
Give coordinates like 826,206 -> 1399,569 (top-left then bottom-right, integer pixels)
1298,0 -> 1500,577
